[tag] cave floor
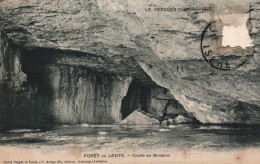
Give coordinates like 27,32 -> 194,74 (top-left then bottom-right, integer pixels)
0,124 -> 259,152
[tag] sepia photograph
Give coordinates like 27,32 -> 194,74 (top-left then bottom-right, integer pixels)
0,0 -> 259,163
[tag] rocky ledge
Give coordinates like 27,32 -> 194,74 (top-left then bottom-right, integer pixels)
0,0 -> 259,130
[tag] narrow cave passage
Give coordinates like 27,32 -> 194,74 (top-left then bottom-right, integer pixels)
120,80 -> 151,119
120,79 -> 194,123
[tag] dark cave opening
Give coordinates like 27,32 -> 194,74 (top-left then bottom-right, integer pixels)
120,80 -> 152,119
120,79 -> 196,123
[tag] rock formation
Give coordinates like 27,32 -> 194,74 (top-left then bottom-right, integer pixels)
120,109 -> 160,125
0,0 -> 259,130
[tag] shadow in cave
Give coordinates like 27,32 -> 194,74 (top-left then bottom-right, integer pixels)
120,80 -> 152,119
0,43 -> 57,130
19,48 -> 56,127
120,79 -> 200,123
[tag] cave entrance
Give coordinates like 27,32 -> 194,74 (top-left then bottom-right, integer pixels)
120,80 -> 151,119
120,79 -> 192,122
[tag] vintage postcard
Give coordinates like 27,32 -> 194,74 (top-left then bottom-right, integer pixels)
0,0 -> 259,163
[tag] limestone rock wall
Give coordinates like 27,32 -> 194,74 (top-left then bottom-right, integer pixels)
250,2 -> 260,64
0,34 -> 133,129
0,0 -> 259,127
33,65 -> 132,124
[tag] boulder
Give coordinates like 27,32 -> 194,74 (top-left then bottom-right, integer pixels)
174,115 -> 192,124
121,110 -> 159,125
